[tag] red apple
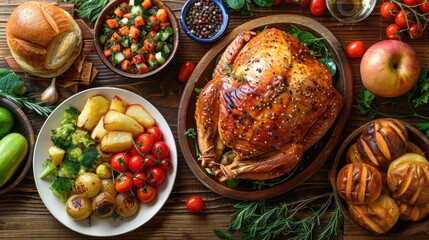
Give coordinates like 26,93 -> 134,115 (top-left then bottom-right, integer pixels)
360,40 -> 420,98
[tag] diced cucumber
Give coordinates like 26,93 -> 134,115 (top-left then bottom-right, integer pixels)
121,17 -> 129,25
113,52 -> 125,65
163,43 -> 174,55
121,38 -> 130,48
131,43 -> 140,53
156,31 -> 169,41
164,26 -> 174,35
99,35 -> 107,45
148,59 -> 159,70
130,5 -> 144,15
155,41 -> 164,52
155,51 -> 166,64
129,0 -> 141,6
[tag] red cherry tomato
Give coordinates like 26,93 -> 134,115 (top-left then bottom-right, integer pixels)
186,195 -> 204,213
178,61 -> 195,82
110,152 -> 130,172
129,155 -> 145,173
394,10 -> 413,28
144,153 -> 158,168
380,2 -> 398,19
128,146 -> 139,157
419,0 -> 429,12
160,158 -> 173,171
135,133 -> 153,154
386,23 -> 403,40
403,0 -> 419,5
345,41 -> 365,59
137,186 -> 156,203
133,172 -> 146,188
309,0 -> 326,16
151,141 -> 170,160
146,167 -> 166,186
146,126 -> 163,142
115,172 -> 133,193
409,23 -> 424,39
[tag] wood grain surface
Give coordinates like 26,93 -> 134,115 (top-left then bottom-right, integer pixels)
0,0 -> 428,239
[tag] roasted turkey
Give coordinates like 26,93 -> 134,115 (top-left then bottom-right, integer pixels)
195,28 -> 343,182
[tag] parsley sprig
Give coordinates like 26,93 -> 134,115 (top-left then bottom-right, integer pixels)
354,68 -> 429,136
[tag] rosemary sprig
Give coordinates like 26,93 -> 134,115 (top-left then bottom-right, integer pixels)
221,193 -> 341,240
0,90 -> 54,117
184,128 -> 202,158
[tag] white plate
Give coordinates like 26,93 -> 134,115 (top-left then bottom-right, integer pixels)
33,87 -> 177,236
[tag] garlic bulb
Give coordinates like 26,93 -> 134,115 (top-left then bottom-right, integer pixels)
41,77 -> 59,105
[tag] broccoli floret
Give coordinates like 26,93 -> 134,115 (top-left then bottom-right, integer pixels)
65,146 -> 83,161
0,70 -> 27,96
58,160 -> 81,179
71,129 -> 96,149
50,123 -> 75,149
61,106 -> 80,125
49,177 -> 74,202
80,148 -> 102,172
39,159 -> 59,180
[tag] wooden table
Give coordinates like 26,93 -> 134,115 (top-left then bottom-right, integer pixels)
0,0 -> 428,239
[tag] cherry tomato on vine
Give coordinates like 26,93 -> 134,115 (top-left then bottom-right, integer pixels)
309,0 -> 326,16
144,153 -> 158,168
128,146 -> 139,157
345,41 -> 365,59
135,133 -> 153,154
110,152 -> 130,172
394,10 -> 413,28
115,172 -> 133,193
186,195 -> 204,213
146,126 -> 163,142
133,172 -> 146,188
146,167 -> 166,186
178,61 -> 195,82
403,0 -> 419,5
419,0 -> 429,12
129,155 -> 145,173
137,186 -> 157,203
151,141 -> 170,160
160,158 -> 173,171
380,2 -> 398,19
386,23 -> 403,40
409,23 -> 424,39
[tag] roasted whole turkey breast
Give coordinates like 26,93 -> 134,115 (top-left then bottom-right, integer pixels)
195,28 -> 343,182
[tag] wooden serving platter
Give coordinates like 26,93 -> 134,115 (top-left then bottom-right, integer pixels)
178,14 -> 353,201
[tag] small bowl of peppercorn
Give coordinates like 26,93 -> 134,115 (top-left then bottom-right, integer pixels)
180,0 -> 229,44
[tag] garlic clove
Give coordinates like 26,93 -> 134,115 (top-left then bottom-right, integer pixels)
41,77 -> 59,105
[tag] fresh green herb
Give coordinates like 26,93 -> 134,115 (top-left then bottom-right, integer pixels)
226,0 -> 275,16
214,229 -> 232,240
224,193 -> 340,240
225,64 -> 247,83
0,91 -> 54,117
412,68 -> 429,107
355,84 -> 429,137
184,128 -> 202,157
61,0 -> 110,23
288,25 -> 337,76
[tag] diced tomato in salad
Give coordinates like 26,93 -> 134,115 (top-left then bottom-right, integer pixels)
100,0 -> 175,74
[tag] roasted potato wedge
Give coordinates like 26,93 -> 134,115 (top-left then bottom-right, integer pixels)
109,95 -> 128,113
104,109 -> 144,138
49,145 -> 65,166
100,131 -> 134,153
77,95 -> 110,131
125,104 -> 156,128
91,117 -> 108,142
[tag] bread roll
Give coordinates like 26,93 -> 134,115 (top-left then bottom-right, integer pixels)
348,194 -> 399,234
336,162 -> 382,204
398,202 -> 429,222
356,118 -> 408,167
6,2 -> 82,78
387,153 -> 429,206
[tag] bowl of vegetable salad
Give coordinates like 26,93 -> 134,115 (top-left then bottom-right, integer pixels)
94,0 -> 179,78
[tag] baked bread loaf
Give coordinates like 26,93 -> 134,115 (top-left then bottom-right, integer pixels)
337,162 -> 382,204
398,202 -> 429,222
6,1 -> 82,78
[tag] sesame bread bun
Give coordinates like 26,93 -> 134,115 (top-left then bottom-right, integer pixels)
6,1 -> 82,78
